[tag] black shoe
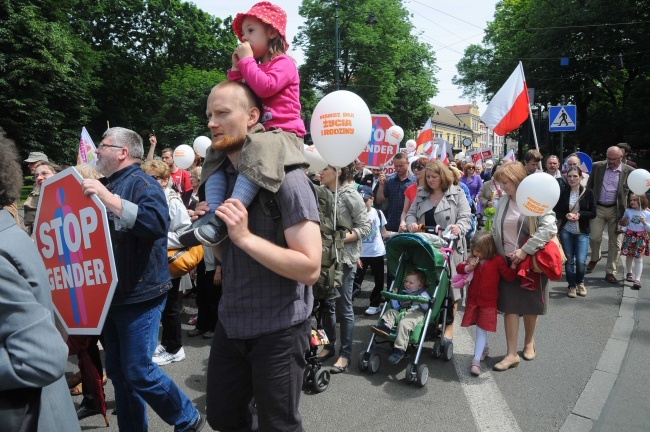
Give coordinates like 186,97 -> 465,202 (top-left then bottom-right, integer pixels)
194,215 -> 228,247
77,403 -> 101,420
187,413 -> 206,432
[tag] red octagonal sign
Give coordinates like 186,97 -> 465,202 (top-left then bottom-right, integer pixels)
34,167 -> 117,335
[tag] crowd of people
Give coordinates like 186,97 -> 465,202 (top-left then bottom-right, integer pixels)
3,1 -> 649,431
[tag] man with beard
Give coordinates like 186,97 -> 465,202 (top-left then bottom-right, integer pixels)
196,81 -> 321,431
80,127 -> 205,431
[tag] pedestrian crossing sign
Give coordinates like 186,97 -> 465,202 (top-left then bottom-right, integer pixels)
549,105 -> 577,132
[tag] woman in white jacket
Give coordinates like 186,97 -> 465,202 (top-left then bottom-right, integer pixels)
142,160 -> 192,366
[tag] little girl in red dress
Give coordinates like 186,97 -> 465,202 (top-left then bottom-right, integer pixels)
458,231 -> 517,376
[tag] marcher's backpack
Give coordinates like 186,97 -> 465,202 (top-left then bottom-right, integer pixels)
258,182 -> 352,300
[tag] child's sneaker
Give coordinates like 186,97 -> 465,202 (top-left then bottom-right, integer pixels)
470,359 -> 481,376
371,322 -> 392,338
388,349 -> 405,364
480,346 -> 489,361
179,215 -> 228,247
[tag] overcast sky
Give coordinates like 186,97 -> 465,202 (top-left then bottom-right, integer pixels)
190,0 -> 498,114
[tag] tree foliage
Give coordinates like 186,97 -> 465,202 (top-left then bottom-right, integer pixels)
295,0 -> 438,135
1,0 -> 237,163
453,0 -> 650,158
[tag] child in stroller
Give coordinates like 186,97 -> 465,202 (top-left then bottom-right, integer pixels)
371,270 -> 430,364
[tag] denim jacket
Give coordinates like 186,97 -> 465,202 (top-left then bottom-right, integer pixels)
101,164 -> 171,305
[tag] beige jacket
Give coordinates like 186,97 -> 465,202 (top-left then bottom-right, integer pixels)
491,196 -> 557,257
406,184 -> 471,266
335,182 -> 371,267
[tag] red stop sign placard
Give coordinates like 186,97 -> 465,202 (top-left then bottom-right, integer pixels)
34,168 -> 117,335
356,114 -> 399,168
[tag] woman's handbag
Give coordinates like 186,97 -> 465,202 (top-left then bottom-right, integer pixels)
529,217 -> 566,279
168,246 -> 204,278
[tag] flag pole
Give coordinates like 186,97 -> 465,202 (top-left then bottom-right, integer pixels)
528,104 -> 539,151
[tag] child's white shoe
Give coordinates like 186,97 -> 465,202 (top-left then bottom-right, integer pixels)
470,360 -> 481,376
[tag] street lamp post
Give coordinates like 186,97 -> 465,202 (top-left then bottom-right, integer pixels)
334,2 -> 377,90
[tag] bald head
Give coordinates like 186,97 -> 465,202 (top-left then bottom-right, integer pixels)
606,146 -> 622,170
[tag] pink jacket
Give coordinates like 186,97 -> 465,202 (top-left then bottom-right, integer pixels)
228,54 -> 306,136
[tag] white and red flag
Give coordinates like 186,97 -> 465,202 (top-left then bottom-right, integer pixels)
503,148 -> 516,162
481,62 -> 530,136
77,127 -> 97,165
439,140 -> 449,165
416,118 -> 433,146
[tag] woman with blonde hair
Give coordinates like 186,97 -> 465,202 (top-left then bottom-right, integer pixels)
406,160 -> 472,343
141,160 -> 192,365
490,162 -> 557,371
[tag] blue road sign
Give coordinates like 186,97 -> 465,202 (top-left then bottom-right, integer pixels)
549,105 -> 577,132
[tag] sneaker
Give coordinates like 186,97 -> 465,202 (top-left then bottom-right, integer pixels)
195,216 -> 228,247
470,359 -> 481,376
567,287 -> 577,298
364,306 -> 381,315
153,347 -> 186,365
577,283 -> 587,297
480,346 -> 489,361
202,331 -> 215,339
388,349 -> 405,364
186,413 -> 206,432
154,344 -> 165,356
188,316 -> 197,325
626,273 -> 634,282
371,323 -> 392,338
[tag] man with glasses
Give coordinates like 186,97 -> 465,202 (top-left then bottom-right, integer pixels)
82,128 -> 205,431
585,146 -> 635,283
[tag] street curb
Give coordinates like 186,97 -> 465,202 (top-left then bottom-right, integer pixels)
559,282 -> 637,432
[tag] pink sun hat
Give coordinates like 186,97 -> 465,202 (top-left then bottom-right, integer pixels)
233,2 -> 288,45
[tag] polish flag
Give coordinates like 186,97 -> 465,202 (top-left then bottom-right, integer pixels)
416,118 -> 433,145
503,148 -> 516,162
439,141 -> 449,165
481,62 -> 530,136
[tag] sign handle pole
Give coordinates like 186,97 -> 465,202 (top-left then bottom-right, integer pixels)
528,104 -> 539,151
560,132 -> 564,162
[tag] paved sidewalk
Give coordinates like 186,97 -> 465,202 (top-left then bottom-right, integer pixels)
561,265 -> 650,431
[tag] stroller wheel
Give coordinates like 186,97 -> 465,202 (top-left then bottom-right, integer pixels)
405,363 -> 417,384
357,352 -> 370,371
443,341 -> 454,361
416,364 -> 429,387
303,364 -> 314,387
369,354 -> 380,374
312,368 -> 330,393
432,341 -> 442,359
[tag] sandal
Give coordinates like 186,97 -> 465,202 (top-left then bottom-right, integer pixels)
626,273 -> 634,282
632,280 -> 641,290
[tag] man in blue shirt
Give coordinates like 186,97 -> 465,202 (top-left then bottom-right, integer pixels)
375,151 -> 416,232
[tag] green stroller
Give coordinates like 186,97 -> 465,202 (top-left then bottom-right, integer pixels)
357,232 -> 456,387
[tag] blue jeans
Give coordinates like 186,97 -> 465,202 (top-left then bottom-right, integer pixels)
103,294 -> 199,432
559,230 -> 590,287
323,264 -> 356,359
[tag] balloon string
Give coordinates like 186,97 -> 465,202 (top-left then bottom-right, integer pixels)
334,167 -> 340,262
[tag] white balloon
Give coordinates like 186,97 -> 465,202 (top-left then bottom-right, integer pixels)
405,139 -> 417,153
465,156 -> 472,163
173,144 -> 195,170
310,90 -> 372,167
386,125 -> 404,145
193,136 -> 211,158
457,152 -> 465,161
303,144 -> 328,173
516,172 -> 561,216
627,169 -> 650,195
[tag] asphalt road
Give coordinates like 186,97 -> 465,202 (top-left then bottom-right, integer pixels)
74,257 -> 624,431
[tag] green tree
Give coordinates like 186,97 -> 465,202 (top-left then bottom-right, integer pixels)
0,0 -> 98,163
155,65 -> 226,148
295,0 -> 438,134
453,0 -> 650,157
